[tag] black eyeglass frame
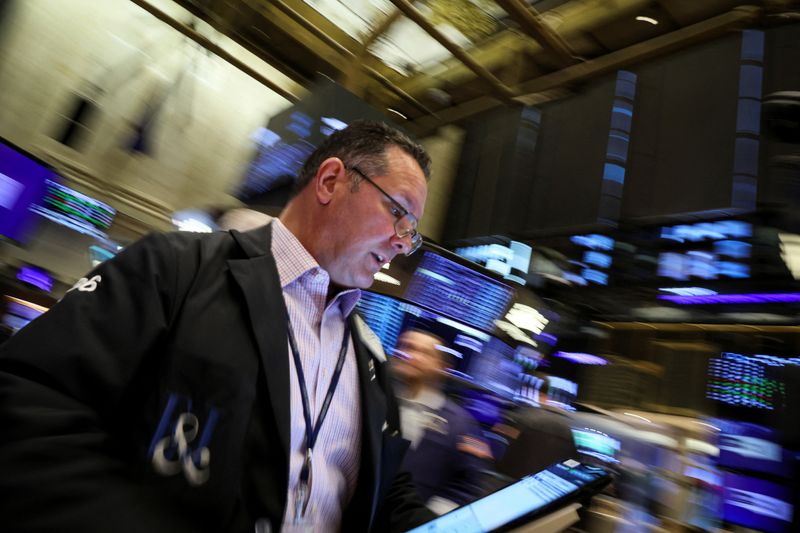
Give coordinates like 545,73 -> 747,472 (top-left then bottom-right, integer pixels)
346,164 -> 423,255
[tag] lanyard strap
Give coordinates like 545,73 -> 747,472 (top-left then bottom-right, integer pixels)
286,317 -> 351,487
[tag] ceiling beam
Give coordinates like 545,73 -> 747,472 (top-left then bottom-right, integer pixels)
341,8 -> 404,97
492,0 -> 578,67
386,0 -> 516,103
512,5 -> 761,103
130,0 -> 300,102
410,5 -> 761,134
395,0 -> 652,100
262,0 -> 436,116
172,0 -> 312,86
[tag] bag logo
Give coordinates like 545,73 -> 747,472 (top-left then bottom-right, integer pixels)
148,394 -> 220,486
68,275 -> 101,293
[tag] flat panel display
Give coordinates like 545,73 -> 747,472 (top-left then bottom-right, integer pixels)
405,461 -> 611,533
235,80 -> 390,203
0,138 -> 52,242
716,420 -> 794,478
722,472 -> 793,533
29,179 -> 115,240
405,251 -> 515,333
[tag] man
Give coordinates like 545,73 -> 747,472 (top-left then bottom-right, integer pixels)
391,329 -> 491,515
494,375 -> 578,480
0,121 -> 434,532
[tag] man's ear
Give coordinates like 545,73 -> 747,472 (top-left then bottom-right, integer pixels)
314,157 -> 346,205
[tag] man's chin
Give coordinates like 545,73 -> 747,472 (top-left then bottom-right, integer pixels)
332,274 -> 374,290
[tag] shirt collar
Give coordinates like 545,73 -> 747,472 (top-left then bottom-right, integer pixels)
270,219 -> 361,315
406,385 -> 447,411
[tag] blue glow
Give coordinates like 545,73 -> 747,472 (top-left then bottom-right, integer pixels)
687,251 -> 717,279
536,332 -> 558,346
661,221 -> 752,242
659,293 -> 800,305
563,272 -> 587,286
718,261 -> 750,279
657,253 -> 687,280
582,268 -> 608,285
17,265 -> 53,292
659,287 -> 718,296
715,240 -> 751,259
721,220 -> 752,238
603,163 -> 626,184
553,351 -> 607,365
570,234 -> 614,251
740,29 -> 765,62
583,251 -> 612,269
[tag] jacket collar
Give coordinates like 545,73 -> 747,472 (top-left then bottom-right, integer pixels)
227,224 -> 291,462
228,224 -> 388,529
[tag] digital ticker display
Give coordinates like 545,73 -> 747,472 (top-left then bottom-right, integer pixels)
706,352 -> 794,410
29,179 -> 115,240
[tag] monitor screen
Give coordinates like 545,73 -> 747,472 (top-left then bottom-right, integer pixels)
357,290 -> 525,398
722,472 -> 793,533
405,251 -> 515,333
707,352 -> 788,411
29,179 -> 115,240
235,80 -> 391,204
405,460 -> 611,533
571,428 -> 621,464
716,420 -> 794,478
16,265 -> 53,292
2,296 -> 47,333
0,138 -> 52,242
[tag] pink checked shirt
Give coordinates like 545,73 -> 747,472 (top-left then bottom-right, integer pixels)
271,219 -> 362,533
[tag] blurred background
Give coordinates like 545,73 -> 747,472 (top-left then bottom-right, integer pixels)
2,0 -> 800,531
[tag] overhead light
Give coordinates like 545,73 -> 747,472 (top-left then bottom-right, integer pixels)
635,16 -> 659,25
386,108 -> 407,120
505,303 -> 548,334
553,351 -> 607,366
694,421 -> 721,432
623,412 -> 652,424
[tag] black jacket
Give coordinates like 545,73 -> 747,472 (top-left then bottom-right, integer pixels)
0,224 -> 432,532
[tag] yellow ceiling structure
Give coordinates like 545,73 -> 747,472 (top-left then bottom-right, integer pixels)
134,0 -> 800,135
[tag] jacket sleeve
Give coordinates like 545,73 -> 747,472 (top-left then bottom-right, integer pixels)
374,467 -> 436,533
433,408 -> 492,506
0,232 -> 201,533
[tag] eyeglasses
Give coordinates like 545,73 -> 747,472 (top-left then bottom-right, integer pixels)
347,165 -> 423,255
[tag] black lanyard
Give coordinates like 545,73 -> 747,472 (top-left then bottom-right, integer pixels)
286,316 -> 350,520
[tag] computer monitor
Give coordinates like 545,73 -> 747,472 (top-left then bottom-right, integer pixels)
716,420 -> 794,478
28,179 -> 115,240
235,80 -> 391,205
722,471 -> 793,533
0,137 -> 52,243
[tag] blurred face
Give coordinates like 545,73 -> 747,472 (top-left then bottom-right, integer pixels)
392,330 -> 446,383
318,145 -> 427,289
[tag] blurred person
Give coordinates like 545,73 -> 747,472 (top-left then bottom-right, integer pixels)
493,375 -> 578,480
392,328 -> 492,515
0,121 -> 435,533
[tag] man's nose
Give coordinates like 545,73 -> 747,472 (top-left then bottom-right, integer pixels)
390,233 -> 411,255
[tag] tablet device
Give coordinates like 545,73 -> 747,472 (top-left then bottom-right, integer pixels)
405,459 -> 612,533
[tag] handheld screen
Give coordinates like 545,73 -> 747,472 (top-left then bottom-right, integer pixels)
406,460 -> 611,533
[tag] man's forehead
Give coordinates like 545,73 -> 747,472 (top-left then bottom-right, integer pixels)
380,151 -> 427,215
